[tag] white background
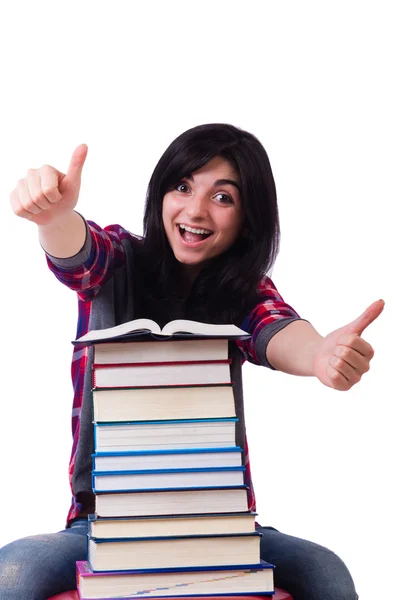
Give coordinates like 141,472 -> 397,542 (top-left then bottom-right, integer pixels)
0,2 -> 395,598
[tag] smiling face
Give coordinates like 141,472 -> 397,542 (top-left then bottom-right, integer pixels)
162,156 -> 245,279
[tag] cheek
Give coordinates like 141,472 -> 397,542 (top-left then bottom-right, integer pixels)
231,209 -> 245,238
162,196 -> 173,227
222,214 -> 244,239
162,194 -> 182,223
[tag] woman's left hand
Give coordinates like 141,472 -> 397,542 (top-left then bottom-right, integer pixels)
312,299 -> 385,391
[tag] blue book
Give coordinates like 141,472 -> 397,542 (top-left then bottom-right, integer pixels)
92,447 -> 243,472
94,419 -> 238,453
92,466 -> 246,493
87,512 -> 258,539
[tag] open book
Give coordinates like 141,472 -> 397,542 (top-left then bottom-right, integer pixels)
73,318 -> 250,345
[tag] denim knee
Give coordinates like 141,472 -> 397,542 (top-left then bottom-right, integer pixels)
0,539 -> 44,599
0,527 -> 88,600
257,526 -> 358,600
290,544 -> 358,600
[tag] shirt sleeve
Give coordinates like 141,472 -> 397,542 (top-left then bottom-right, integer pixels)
236,275 -> 307,369
44,216 -> 133,301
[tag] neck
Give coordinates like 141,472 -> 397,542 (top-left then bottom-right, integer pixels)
175,263 -> 203,298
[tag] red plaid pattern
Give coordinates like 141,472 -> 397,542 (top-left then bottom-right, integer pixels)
46,220 -> 299,524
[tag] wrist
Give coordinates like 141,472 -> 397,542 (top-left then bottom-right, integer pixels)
37,209 -> 81,232
304,337 -> 325,376
38,210 -> 87,259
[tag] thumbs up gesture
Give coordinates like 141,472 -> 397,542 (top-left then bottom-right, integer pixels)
312,300 -> 385,390
10,144 -> 88,227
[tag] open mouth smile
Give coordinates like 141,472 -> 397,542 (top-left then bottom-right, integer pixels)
178,223 -> 214,244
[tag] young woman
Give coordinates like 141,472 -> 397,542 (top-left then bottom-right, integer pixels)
4,123 -> 383,599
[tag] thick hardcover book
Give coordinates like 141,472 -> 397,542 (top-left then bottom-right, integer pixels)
95,486 -> 249,517
92,447 -> 243,472
87,532 -> 262,572
92,384 -> 236,423
73,319 -> 250,345
92,466 -> 246,493
76,559 -> 274,599
92,360 -> 232,388
87,511 -> 257,539
93,338 -> 230,364
94,419 -> 238,452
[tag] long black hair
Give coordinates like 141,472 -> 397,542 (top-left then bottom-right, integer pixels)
138,123 -> 280,326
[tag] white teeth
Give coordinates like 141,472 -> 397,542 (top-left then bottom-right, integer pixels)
179,224 -> 212,235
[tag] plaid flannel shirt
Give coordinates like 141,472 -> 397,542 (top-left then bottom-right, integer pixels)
46,220 -> 300,525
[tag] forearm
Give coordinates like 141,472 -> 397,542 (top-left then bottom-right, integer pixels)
266,320 -> 324,376
38,210 -> 86,258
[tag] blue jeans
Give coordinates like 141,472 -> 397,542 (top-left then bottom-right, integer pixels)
257,525 -> 358,600
0,520 -> 358,600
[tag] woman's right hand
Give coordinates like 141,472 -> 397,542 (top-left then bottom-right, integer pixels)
9,144 -> 88,227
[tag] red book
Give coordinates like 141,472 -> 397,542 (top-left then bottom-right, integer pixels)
75,560 -> 275,599
92,359 -> 232,388
51,592 -> 293,600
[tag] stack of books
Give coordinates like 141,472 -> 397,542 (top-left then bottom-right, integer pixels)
72,318 -> 275,599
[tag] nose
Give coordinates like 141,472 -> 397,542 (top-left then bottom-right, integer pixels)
186,193 -> 209,220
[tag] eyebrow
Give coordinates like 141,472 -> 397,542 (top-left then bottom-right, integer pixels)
186,174 -> 241,193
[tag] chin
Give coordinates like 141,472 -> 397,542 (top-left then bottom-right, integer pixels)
177,257 -> 203,267
173,253 -> 210,271
171,249 -> 198,264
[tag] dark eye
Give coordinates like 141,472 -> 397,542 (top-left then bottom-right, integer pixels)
214,193 -> 233,204
175,182 -> 190,193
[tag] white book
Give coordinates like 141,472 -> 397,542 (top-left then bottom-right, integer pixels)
88,512 -> 257,539
93,338 -> 229,363
88,533 -> 261,572
95,487 -> 249,517
92,384 -> 235,422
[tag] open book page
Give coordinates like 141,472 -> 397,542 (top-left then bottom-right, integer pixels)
75,319 -> 160,344
74,318 -> 250,345
162,320 -> 248,337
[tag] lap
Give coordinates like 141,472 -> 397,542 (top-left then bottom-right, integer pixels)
0,519 -> 88,600
0,519 -> 358,600
257,525 -> 358,600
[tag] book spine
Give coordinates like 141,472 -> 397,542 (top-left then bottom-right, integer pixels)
93,359 -> 232,368
92,467 -> 246,475
95,418 -> 238,426
87,511 -> 257,522
94,485 -> 249,495
92,382 -> 235,391
87,559 -> 264,574
90,532 -> 261,543
92,447 -> 243,457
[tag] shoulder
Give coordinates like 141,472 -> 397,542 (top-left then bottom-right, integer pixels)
242,274 -> 300,329
237,274 -> 302,368
255,274 -> 284,302
246,274 -> 291,318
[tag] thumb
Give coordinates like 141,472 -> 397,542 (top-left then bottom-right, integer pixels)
65,144 -> 88,188
342,299 -> 385,336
